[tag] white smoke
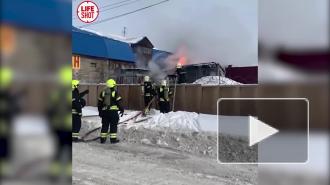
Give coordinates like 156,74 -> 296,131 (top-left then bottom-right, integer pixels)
148,46 -> 191,82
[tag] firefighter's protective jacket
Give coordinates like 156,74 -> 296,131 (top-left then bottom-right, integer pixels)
176,67 -> 186,84
98,88 -> 123,112
48,89 -> 71,131
142,82 -> 155,97
0,90 -> 15,137
158,85 -> 171,102
72,88 -> 86,117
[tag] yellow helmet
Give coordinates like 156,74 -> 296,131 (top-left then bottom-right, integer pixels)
106,79 -> 116,88
0,67 -> 13,89
59,66 -> 72,85
144,75 -> 150,82
72,79 -> 80,89
161,79 -> 167,86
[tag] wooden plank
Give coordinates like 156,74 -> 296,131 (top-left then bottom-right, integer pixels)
185,85 -> 202,113
200,86 -> 220,114
218,86 -> 240,115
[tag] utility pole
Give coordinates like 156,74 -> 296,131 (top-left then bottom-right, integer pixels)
122,26 -> 127,37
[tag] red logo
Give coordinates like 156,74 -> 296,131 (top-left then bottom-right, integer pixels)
77,1 -> 99,23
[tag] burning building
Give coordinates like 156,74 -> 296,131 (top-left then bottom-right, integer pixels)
72,27 -> 258,85
177,62 -> 226,83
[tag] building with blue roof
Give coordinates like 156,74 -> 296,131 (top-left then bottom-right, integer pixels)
72,26 -> 171,84
72,27 -> 135,63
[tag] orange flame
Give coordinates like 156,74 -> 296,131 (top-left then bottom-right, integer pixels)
178,56 -> 187,66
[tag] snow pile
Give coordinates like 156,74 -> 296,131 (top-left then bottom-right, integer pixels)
119,128 -> 218,157
125,110 -> 202,132
81,107 -> 202,132
193,76 -> 242,85
82,106 -> 99,117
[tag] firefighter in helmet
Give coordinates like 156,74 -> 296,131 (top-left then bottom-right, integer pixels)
47,66 -> 73,180
98,79 -> 124,144
141,75 -> 155,114
158,79 -> 172,113
176,63 -> 186,84
72,79 -> 88,142
0,67 -> 15,178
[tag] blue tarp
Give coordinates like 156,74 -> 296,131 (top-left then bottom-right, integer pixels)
1,0 -> 71,33
72,27 -> 136,62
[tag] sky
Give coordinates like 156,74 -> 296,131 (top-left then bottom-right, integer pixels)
259,0 -> 329,50
73,0 -> 258,67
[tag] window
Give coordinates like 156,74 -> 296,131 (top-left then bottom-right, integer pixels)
139,47 -> 151,55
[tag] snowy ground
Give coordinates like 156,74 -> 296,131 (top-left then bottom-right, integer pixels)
78,107 -> 258,184
1,111 -> 326,185
78,107 -> 329,185
73,142 -> 257,185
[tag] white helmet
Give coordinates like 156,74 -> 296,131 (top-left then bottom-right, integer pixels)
161,80 -> 167,86
144,75 -> 150,82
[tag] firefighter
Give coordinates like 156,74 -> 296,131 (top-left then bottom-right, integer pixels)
98,79 -> 124,144
47,66 -> 73,180
158,80 -> 171,113
176,63 -> 186,84
0,67 -> 15,178
72,79 -> 88,142
141,75 -> 155,114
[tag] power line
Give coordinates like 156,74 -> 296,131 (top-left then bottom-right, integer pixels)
79,0 -> 169,28
73,0 -> 137,20
100,0 -> 143,12
73,0 -> 144,20
100,0 -> 136,10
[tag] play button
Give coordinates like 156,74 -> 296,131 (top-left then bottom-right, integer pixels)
249,116 -> 279,147
217,98 -> 309,164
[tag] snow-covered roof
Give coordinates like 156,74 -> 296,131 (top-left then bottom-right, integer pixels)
72,27 -> 164,62
79,27 -> 148,45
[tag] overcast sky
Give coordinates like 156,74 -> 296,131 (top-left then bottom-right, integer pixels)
259,0 -> 328,50
73,0 -> 258,67
73,0 -> 329,66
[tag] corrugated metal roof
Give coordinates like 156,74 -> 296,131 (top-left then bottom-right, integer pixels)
1,0 -> 71,33
72,27 -> 135,62
79,27 -> 146,44
72,27 -> 172,63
